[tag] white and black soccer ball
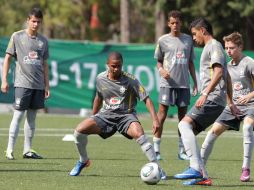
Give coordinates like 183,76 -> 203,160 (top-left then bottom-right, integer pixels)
140,162 -> 161,185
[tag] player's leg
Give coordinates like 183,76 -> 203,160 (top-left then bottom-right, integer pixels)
23,109 -> 41,158
6,110 -> 25,159
200,122 -> 227,165
6,87 -> 29,160
175,116 -> 203,179
177,106 -> 189,160
153,103 -> 168,160
240,116 -> 254,182
69,117 -> 102,176
23,89 -> 44,159
127,121 -> 167,180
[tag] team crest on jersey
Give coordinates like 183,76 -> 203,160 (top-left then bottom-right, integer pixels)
29,51 -> 38,59
233,82 -> 243,90
162,94 -> 167,101
176,51 -> 185,58
109,97 -> 122,105
239,69 -> 245,78
38,40 -> 44,49
120,86 -> 126,94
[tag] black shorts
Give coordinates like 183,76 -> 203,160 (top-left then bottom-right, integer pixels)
186,100 -> 225,132
216,105 -> 254,131
158,87 -> 190,107
14,87 -> 45,110
91,112 -> 140,139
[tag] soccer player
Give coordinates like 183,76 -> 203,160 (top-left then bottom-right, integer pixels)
1,7 -> 49,159
69,51 -> 166,179
174,18 -> 228,186
201,32 -> 254,182
153,10 -> 198,161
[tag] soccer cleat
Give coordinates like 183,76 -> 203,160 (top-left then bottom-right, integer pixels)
23,150 -> 43,159
174,167 -> 202,179
159,167 -> 167,180
178,152 -> 190,161
69,160 -> 91,176
5,150 -> 14,160
183,178 -> 212,186
240,168 -> 250,182
155,152 -> 162,161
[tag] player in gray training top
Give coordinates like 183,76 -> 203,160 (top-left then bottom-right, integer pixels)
69,51 -> 166,180
201,32 -> 254,182
1,7 -> 49,159
153,10 -> 198,161
174,18 -> 230,186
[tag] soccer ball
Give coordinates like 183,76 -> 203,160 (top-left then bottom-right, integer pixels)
140,162 -> 161,185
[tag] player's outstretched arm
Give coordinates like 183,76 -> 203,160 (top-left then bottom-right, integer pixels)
143,97 -> 160,134
92,95 -> 102,115
1,53 -> 12,93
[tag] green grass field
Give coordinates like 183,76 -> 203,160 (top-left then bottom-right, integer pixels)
0,113 -> 253,190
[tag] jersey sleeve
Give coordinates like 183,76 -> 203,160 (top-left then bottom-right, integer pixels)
189,40 -> 195,63
247,57 -> 254,78
154,42 -> 163,62
6,33 -> 16,57
133,79 -> 149,101
95,76 -> 103,98
210,43 -> 225,67
43,39 -> 49,60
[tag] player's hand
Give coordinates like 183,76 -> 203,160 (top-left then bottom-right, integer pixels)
152,120 -> 160,135
159,68 -> 170,80
195,94 -> 207,109
192,85 -> 198,96
44,86 -> 50,99
1,81 -> 9,93
236,94 -> 252,105
228,103 -> 241,119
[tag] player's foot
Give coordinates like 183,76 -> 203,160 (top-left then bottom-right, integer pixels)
5,150 -> 14,160
159,167 -> 167,180
178,152 -> 190,160
183,178 -> 212,186
69,160 -> 91,176
240,167 -> 250,182
155,152 -> 162,161
23,150 -> 43,159
174,167 -> 202,179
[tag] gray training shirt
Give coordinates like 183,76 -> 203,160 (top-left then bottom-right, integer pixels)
200,39 -> 227,106
96,71 -> 149,114
154,33 -> 195,88
6,30 -> 49,90
228,56 -> 254,106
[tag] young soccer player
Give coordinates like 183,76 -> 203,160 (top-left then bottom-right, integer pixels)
153,10 -> 197,161
69,52 -> 166,179
201,32 -> 254,182
1,7 -> 49,159
174,18 -> 228,186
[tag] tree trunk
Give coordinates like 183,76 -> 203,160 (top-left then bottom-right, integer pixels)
155,1 -> 166,42
120,0 -> 130,43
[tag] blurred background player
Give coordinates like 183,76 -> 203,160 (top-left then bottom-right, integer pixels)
153,10 -> 197,160
201,32 -> 254,182
174,18 -> 228,186
1,7 -> 50,159
69,52 -> 166,179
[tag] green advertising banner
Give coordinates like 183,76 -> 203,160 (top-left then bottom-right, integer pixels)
1,37 -> 254,114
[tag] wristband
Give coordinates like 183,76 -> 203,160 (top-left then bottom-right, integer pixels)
201,92 -> 208,96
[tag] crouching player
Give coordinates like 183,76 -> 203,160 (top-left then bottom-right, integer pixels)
69,51 -> 166,180
201,32 -> 254,182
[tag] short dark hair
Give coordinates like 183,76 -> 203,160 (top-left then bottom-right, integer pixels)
108,51 -> 123,63
168,10 -> 182,21
28,7 -> 43,19
190,18 -> 213,35
223,32 -> 243,47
